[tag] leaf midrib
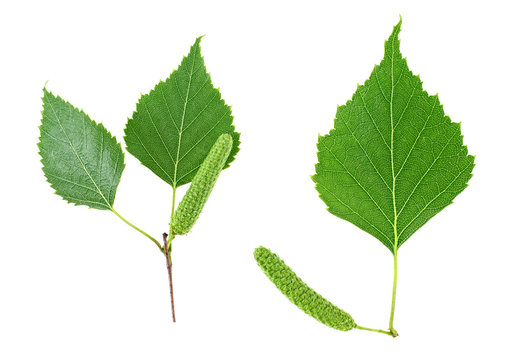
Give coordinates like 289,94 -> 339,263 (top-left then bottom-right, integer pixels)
389,35 -> 399,252
386,41 -> 455,246
172,42 -> 199,189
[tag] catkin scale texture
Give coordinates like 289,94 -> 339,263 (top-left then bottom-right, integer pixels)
254,247 -> 355,331
171,134 -> 233,235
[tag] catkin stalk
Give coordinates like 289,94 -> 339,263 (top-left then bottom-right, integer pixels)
254,246 -> 356,331
171,134 -> 233,235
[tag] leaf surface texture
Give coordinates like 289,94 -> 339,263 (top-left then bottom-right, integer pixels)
124,37 -> 240,187
39,89 -> 125,210
313,21 -> 474,252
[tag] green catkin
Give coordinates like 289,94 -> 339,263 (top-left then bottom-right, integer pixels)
171,134 -> 233,235
254,246 -> 356,331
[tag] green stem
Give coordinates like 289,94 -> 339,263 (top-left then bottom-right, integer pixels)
110,208 -> 163,252
168,186 -> 177,250
355,325 -> 393,336
388,249 -> 399,337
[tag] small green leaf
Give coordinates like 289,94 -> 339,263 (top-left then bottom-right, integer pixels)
172,134 -> 233,235
254,247 -> 356,331
38,88 -> 125,210
124,37 -> 240,188
313,20 -> 474,253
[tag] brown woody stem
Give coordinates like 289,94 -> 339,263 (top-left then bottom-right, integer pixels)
163,232 -> 176,322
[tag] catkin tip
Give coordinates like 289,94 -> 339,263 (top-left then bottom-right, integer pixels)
218,133 -> 233,147
171,133 -> 234,235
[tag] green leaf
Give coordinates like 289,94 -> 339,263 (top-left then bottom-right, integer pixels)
38,88 -> 125,210
172,134 -> 233,235
254,247 -> 356,331
124,37 -> 240,188
313,20 -> 474,253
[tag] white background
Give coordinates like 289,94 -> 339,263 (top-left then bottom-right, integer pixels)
1,0 -> 515,359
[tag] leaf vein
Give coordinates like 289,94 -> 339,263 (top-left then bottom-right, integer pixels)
397,130 -> 457,217
395,96 -> 437,178
317,181 -> 392,246
322,141 -> 394,226
398,161 -> 472,239
357,86 -> 391,150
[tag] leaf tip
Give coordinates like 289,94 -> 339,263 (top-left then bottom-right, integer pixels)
193,35 -> 204,48
42,86 -> 52,99
391,19 -> 402,39
384,16 -> 403,57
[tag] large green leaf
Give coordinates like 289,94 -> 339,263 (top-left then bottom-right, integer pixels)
313,20 -> 474,253
39,89 -> 125,210
124,37 -> 240,188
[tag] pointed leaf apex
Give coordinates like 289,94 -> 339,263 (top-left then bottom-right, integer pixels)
385,19 -> 403,58
193,36 -> 203,47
